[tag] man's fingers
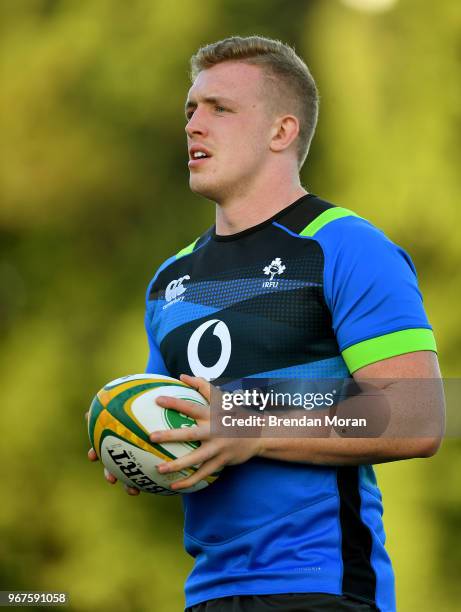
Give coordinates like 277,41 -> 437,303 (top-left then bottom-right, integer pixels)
157,444 -> 216,475
104,467 -> 117,484
88,447 -> 98,462
171,455 -> 224,491
150,424 -> 207,444
89,445 -> 140,494
155,395 -> 208,420
103,466 -> 140,494
180,374 -> 211,402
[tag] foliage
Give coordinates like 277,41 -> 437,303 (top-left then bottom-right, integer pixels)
1,1 -> 460,610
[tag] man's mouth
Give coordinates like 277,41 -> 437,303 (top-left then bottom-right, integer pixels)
189,146 -> 212,168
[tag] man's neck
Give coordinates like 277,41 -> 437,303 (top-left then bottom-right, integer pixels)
214,179 -> 307,236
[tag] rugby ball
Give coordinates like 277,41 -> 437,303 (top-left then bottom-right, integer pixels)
88,373 -> 218,495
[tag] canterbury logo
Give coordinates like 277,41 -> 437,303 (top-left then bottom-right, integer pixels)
187,319 -> 232,381
165,275 -> 190,302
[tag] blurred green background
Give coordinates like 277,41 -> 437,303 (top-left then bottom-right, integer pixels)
1,0 -> 460,610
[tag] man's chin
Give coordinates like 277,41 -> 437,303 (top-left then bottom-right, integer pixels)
189,176 -> 221,202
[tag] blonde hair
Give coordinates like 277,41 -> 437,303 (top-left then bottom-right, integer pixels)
190,35 -> 319,168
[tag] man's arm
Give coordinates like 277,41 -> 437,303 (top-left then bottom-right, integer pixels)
258,350 -> 444,465
149,351 -> 444,492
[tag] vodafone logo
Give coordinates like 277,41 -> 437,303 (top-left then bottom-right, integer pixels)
187,319 -> 231,380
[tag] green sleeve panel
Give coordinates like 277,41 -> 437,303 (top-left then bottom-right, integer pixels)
342,328 -> 437,373
299,207 -> 360,237
176,238 -> 199,258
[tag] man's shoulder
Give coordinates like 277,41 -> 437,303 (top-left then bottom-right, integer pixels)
174,227 -> 213,259
277,193 -> 387,245
145,227 -> 213,301
276,195 -> 411,282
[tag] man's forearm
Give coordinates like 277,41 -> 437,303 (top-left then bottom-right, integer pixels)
256,378 -> 444,465
257,435 -> 439,466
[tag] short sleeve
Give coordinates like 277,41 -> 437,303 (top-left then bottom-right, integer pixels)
315,216 -> 437,373
144,271 -> 170,375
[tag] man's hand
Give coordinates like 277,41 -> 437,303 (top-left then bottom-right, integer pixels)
85,412 -> 140,496
150,374 -> 263,491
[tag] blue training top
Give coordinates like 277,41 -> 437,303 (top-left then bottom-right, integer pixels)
144,194 -> 436,612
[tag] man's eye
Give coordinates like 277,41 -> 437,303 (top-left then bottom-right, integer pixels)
215,105 -> 226,113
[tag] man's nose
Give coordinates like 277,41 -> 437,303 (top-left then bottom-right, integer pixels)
185,108 -> 208,138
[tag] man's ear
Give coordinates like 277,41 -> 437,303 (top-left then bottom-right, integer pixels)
269,115 -> 300,153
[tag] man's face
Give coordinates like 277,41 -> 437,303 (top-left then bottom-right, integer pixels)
185,61 -> 274,202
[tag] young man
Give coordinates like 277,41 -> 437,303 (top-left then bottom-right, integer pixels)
89,36 -> 442,611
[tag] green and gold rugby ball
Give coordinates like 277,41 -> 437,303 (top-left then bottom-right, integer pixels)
88,373 -> 218,495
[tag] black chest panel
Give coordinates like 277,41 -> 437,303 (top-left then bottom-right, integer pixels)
148,195 -> 341,382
